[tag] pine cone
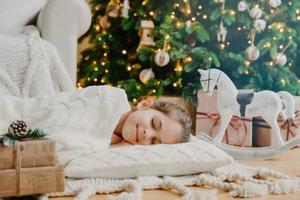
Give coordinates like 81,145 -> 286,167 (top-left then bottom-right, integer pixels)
8,120 -> 28,137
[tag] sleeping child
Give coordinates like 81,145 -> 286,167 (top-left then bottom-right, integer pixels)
110,98 -> 192,147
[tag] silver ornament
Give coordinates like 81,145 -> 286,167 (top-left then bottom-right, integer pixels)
217,21 -> 227,43
237,1 -> 248,12
269,0 -> 281,8
154,50 -> 170,67
249,7 -> 263,19
254,19 -> 266,32
246,45 -> 260,61
274,53 -> 287,66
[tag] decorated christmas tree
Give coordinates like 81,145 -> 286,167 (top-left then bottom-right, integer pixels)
78,0 -> 300,105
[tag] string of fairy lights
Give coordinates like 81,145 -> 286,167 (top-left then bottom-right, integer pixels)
78,0 -> 300,95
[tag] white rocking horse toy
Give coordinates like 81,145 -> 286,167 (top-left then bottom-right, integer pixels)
196,68 -> 300,160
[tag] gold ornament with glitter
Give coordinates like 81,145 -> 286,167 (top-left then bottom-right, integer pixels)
245,29 -> 260,61
106,0 -> 121,17
100,15 -> 111,29
139,68 -> 155,84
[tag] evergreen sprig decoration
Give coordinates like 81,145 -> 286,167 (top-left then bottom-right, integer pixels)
0,120 -> 48,147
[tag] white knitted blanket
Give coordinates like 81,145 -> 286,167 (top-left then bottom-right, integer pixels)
49,162 -> 300,200
0,26 -> 73,97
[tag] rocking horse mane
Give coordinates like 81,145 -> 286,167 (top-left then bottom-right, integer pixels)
211,68 -> 238,95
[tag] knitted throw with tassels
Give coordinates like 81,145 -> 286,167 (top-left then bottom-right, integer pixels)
49,163 -> 300,200
0,26 -> 73,97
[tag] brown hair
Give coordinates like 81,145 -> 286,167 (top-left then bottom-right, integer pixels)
149,100 -> 192,143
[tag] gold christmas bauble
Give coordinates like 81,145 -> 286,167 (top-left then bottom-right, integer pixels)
245,45 -> 260,61
274,53 -> 287,66
139,68 -> 155,84
154,50 -> 170,67
100,15 -> 111,29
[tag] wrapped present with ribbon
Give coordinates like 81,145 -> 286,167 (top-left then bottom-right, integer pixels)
196,112 -> 252,147
196,90 -> 253,147
253,111 -> 300,147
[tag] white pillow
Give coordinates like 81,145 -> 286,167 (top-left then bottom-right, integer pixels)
64,137 -> 234,178
0,0 -> 47,33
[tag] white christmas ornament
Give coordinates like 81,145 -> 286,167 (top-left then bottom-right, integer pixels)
121,0 -> 130,18
217,21 -> 227,43
154,50 -> 170,67
269,0 -> 281,8
249,7 -> 263,19
139,68 -> 155,84
246,45 -> 260,61
237,1 -> 248,12
254,19 -> 266,32
245,30 -> 260,61
274,53 -> 287,66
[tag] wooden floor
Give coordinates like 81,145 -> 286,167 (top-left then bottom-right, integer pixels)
51,148 -> 300,200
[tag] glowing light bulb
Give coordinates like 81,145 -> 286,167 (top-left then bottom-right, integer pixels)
127,66 -> 132,71
94,78 -> 98,82
202,15 -> 207,19
101,61 -> 106,66
122,50 -> 127,54
149,11 -> 154,16
94,67 -> 98,71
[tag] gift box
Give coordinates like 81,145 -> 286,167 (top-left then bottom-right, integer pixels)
0,140 -> 64,197
196,90 -> 253,147
0,165 -> 64,197
0,139 -> 57,170
253,111 -> 300,147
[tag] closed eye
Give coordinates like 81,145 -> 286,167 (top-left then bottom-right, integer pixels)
151,116 -> 162,130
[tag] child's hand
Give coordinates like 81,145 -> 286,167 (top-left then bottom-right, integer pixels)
110,140 -> 132,148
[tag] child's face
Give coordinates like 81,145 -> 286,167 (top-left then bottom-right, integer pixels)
121,108 -> 182,145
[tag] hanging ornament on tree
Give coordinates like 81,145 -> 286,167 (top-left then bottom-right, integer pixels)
249,7 -> 263,19
106,0 -> 121,18
217,20 -> 227,43
8,120 -> 28,137
273,40 -> 292,66
245,29 -> 260,61
269,0 -> 281,8
254,19 -> 266,32
137,20 -> 155,51
139,68 -> 155,84
154,35 -> 170,67
121,0 -> 130,18
100,15 -> 111,29
155,50 -> 170,67
185,31 -> 197,47
237,1 -> 248,12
